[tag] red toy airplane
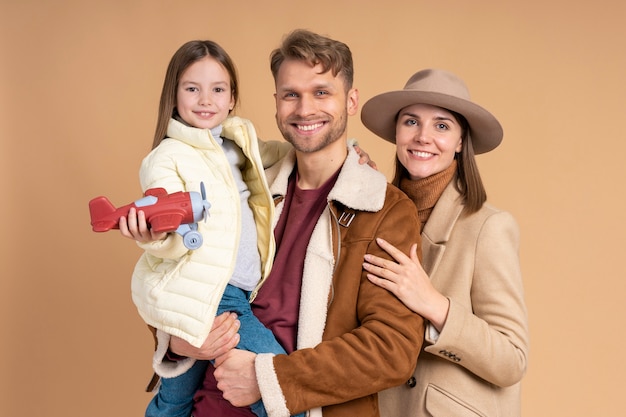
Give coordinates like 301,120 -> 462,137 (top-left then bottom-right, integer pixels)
89,183 -> 211,250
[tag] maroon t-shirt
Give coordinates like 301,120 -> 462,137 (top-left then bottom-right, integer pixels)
192,167 -> 339,416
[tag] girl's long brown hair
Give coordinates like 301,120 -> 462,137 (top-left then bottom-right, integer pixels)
151,40 -> 239,150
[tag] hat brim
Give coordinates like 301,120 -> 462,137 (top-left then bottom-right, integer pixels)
361,90 -> 503,154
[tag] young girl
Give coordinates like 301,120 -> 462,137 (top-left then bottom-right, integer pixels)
120,40 -> 300,417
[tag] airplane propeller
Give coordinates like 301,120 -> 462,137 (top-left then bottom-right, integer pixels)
200,182 -> 211,222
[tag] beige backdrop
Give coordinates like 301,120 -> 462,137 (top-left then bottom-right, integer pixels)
2,0 -> 625,415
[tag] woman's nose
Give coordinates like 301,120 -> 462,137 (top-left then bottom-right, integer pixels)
414,128 -> 430,143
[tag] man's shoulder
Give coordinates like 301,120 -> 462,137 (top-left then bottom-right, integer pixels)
380,183 -> 419,217
384,182 -> 411,202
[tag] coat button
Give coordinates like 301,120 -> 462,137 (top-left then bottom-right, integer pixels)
406,376 -> 417,388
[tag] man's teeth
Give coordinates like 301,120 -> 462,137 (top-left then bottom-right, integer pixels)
297,123 -> 324,131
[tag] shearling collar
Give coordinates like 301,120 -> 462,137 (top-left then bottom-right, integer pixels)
266,142 -> 388,212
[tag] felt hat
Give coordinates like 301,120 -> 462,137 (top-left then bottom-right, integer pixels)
360,68 -> 503,154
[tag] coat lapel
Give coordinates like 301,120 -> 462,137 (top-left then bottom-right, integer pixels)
421,183 -> 464,278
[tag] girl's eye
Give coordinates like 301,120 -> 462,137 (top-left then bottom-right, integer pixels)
186,87 -> 198,92
214,87 -> 225,93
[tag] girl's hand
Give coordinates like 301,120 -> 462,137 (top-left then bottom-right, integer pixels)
363,237 -> 449,331
170,312 -> 241,360
119,207 -> 167,243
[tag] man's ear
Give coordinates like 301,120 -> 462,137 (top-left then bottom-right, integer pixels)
347,88 -> 359,116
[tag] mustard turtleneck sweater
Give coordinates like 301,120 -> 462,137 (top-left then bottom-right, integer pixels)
399,160 -> 458,231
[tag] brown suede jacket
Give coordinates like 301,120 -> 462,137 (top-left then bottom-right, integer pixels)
255,146 -> 425,417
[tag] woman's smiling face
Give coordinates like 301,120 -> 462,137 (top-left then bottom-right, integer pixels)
395,103 -> 463,180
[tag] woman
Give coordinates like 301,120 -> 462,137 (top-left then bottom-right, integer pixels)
360,69 -> 529,417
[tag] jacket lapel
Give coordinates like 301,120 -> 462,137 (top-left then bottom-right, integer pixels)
421,183 -> 464,277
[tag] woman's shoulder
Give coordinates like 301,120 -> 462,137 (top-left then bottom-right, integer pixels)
478,202 -> 516,222
470,202 -> 520,238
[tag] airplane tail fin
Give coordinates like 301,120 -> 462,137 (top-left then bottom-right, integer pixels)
89,196 -> 118,232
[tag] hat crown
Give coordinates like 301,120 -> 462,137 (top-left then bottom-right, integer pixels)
404,69 -> 471,101
361,68 -> 503,154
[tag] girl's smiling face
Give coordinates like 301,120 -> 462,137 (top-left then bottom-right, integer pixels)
176,56 -> 234,130
395,103 -> 463,180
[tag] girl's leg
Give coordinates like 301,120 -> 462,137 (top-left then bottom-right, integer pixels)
219,285 -> 304,417
145,360 -> 209,417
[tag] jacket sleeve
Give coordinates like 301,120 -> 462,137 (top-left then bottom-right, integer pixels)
151,328 -> 197,378
424,211 -> 529,387
258,139 -> 292,169
256,195 -> 425,416
135,144 -> 190,260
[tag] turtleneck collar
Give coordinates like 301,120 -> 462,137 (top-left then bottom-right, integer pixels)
400,160 -> 457,230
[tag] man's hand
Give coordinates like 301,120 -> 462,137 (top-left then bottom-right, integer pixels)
170,312 -> 241,360
214,349 -> 261,407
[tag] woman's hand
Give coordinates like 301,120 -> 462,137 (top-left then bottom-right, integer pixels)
353,143 -> 378,170
169,312 -> 241,360
363,237 -> 449,331
119,207 -> 167,243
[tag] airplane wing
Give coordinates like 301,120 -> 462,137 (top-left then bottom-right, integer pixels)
149,213 -> 185,233
91,220 -> 119,232
144,188 -> 168,198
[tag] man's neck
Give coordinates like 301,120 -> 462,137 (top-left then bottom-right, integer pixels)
295,138 -> 347,190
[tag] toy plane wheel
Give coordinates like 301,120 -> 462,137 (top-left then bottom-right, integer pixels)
183,231 -> 203,250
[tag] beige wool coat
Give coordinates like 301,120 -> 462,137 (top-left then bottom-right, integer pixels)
379,181 -> 529,417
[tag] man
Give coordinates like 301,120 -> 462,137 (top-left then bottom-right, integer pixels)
191,29 -> 425,417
